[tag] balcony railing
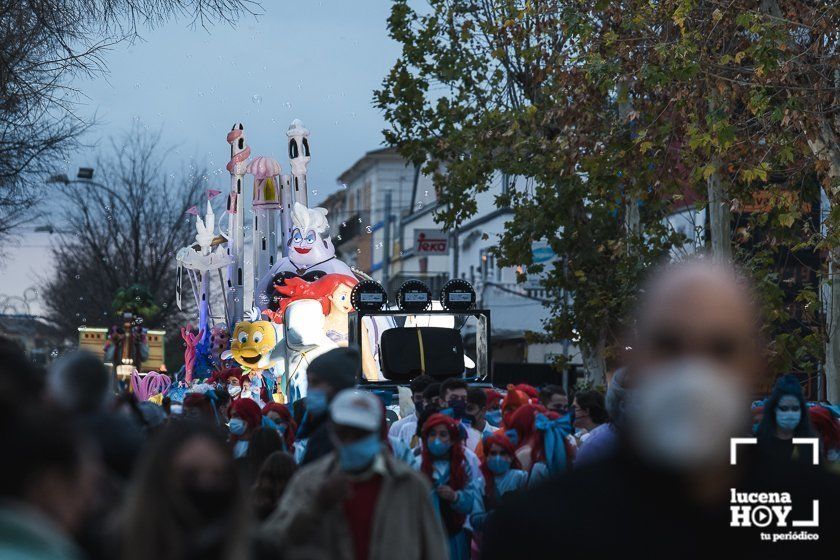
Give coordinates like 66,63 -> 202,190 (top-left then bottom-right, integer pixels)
335,214 -> 362,247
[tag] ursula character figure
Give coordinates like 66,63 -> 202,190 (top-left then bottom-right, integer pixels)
254,203 -> 355,312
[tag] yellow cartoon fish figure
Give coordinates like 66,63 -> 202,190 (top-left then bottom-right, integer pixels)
223,307 -> 285,371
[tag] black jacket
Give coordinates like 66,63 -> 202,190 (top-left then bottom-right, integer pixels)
482,442 -> 840,558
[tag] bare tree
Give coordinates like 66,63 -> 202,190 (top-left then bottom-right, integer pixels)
42,127 -> 205,338
0,0 -> 260,244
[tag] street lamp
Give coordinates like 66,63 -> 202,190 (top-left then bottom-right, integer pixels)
48,167 -> 132,217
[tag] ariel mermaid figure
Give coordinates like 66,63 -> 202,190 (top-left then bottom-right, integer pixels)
272,274 -> 381,382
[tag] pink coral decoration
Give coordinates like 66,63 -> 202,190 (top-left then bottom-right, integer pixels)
130,370 -> 172,401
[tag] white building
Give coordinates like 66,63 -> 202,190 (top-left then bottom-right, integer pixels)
324,148 -> 575,376
322,148 -> 416,283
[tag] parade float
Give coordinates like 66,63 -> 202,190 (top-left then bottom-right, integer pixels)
168,118 -> 491,405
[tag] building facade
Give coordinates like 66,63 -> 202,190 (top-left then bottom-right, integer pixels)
324,149 -> 573,380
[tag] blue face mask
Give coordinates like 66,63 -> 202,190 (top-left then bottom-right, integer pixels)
275,422 -> 288,435
427,438 -> 452,457
448,399 -> 467,419
487,455 -> 511,476
307,389 -> 328,416
776,409 -> 801,430
229,418 -> 247,436
486,410 -> 502,427
504,429 -> 519,447
338,433 -> 381,472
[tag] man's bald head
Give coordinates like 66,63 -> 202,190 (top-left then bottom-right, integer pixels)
631,259 -> 763,384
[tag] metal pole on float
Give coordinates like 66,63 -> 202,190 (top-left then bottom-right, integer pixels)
278,174 -> 293,257
225,123 -> 250,325
198,202 -> 214,334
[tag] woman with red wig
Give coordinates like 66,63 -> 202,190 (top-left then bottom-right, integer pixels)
470,434 -> 527,531
415,413 -> 484,560
228,398 -> 262,458
274,274 -> 381,379
474,385 -> 531,461
262,402 -> 297,455
503,403 -> 575,487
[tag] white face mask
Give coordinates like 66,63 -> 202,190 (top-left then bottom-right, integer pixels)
627,359 -> 748,470
228,385 -> 241,397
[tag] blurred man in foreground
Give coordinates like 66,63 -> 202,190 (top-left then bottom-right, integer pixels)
483,260 -> 840,557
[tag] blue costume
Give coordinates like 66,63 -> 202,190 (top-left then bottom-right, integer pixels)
417,457 -> 484,560
470,469 -> 528,530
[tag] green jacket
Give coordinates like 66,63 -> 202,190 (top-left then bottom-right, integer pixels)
0,504 -> 84,560
261,451 -> 448,560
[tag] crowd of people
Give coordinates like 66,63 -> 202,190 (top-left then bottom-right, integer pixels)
2,260 -> 840,560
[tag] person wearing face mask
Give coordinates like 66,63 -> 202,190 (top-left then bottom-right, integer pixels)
482,260 -> 840,558
262,402 -> 298,455
439,378 -> 469,419
573,369 -> 624,468
216,367 -> 243,398
571,390 -> 609,445
538,385 -> 569,415
393,382 -> 442,448
389,374 -> 435,440
297,348 -> 359,466
464,387 -> 495,451
119,421 -> 248,560
416,413 -> 484,560
261,389 -> 448,560
227,397 -> 262,459
470,434 -> 527,531
756,374 -> 815,465
473,385 -> 531,461
483,389 -> 503,427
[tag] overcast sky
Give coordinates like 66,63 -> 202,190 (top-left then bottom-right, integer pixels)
1,0 -> 401,316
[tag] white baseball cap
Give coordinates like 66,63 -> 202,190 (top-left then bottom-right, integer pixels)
330,389 -> 383,432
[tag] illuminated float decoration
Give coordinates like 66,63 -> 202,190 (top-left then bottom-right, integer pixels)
172,119 -> 386,403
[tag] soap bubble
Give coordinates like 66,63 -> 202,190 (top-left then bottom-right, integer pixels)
252,94 -> 263,104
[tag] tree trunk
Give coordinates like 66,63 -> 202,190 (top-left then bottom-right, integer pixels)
706,157 -> 732,260
704,96 -> 732,260
824,247 -> 840,403
807,117 -> 840,403
581,335 -> 606,389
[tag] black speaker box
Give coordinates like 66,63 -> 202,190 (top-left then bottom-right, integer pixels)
378,327 -> 464,382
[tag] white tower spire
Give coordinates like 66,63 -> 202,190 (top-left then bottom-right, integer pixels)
225,123 -> 250,324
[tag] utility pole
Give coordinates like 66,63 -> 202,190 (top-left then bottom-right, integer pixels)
382,190 -> 392,292
451,227 -> 460,279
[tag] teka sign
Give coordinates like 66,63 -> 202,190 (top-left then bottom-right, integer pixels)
414,229 -> 449,255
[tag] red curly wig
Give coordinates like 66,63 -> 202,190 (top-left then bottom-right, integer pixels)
271,274 -> 358,323
262,402 -> 297,451
420,413 -> 467,491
